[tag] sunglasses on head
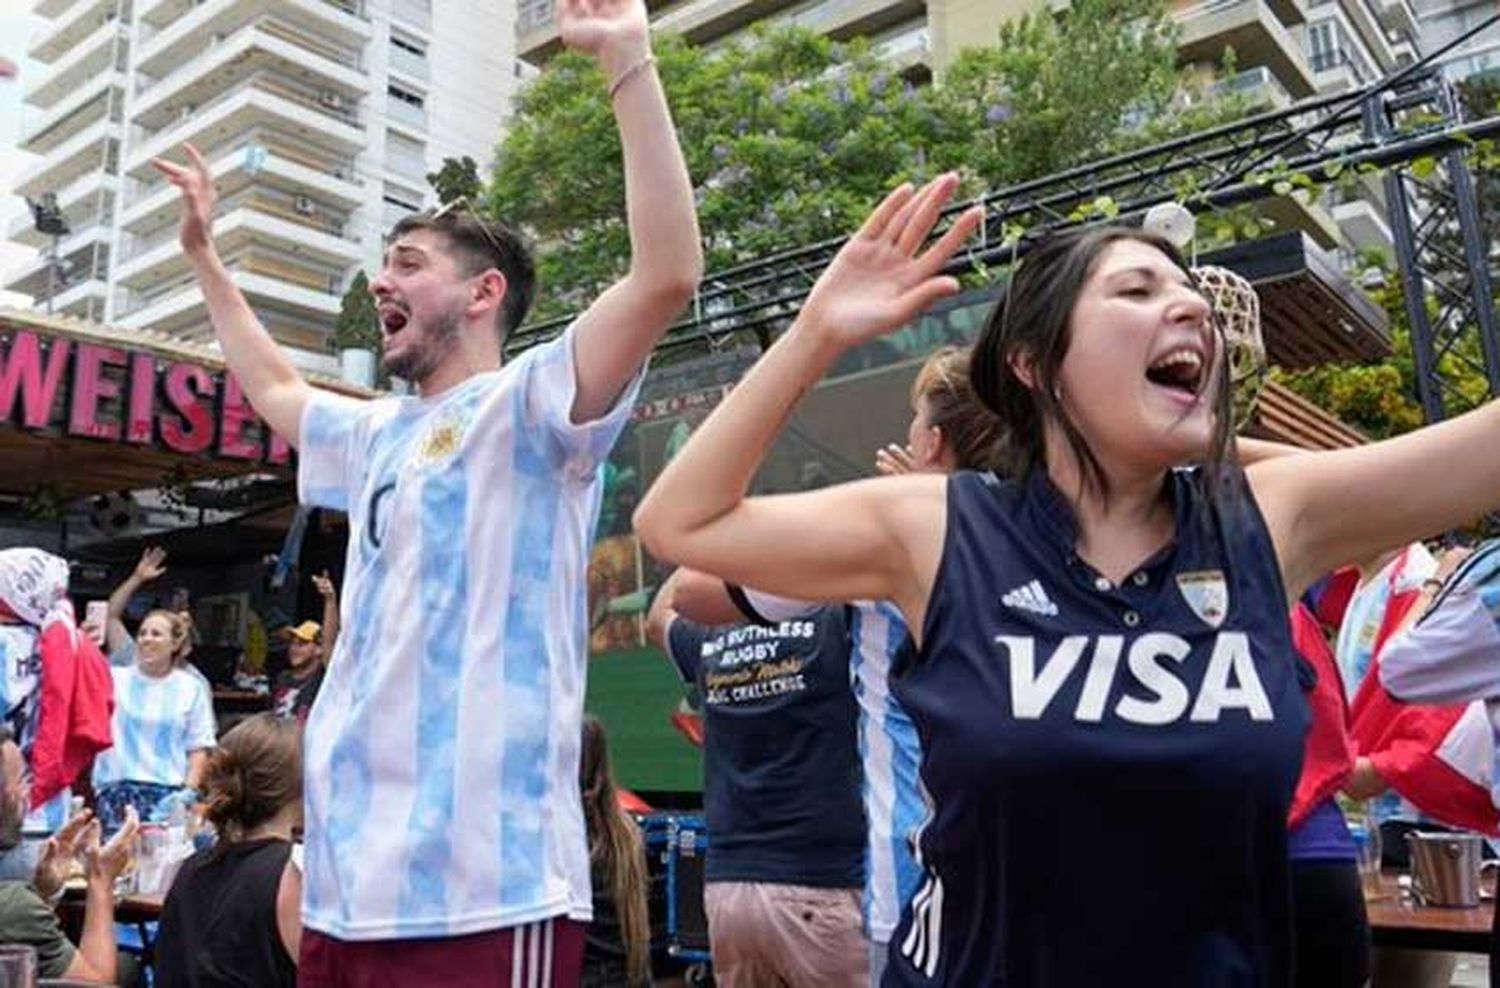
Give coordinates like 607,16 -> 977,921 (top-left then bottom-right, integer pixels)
430,196 -> 506,262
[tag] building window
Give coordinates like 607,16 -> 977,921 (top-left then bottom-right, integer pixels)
388,84 -> 424,108
391,34 -> 425,58
518,0 -> 553,32
385,133 -> 427,179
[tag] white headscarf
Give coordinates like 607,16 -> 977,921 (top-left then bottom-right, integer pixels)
0,549 -> 75,634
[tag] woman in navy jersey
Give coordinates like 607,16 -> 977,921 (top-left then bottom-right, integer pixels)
634,174 -> 1500,986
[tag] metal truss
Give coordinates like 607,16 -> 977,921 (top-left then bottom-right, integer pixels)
1372,76 -> 1500,420
507,22 -> 1500,424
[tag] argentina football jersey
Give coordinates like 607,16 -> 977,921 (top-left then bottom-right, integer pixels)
92,665 -> 216,788
296,323 -> 640,940
885,468 -> 1307,986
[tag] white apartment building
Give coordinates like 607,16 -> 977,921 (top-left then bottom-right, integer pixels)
1415,0 -> 1500,84
7,0 -> 520,371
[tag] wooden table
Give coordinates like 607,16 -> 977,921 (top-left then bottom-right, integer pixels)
1365,873 -> 1494,953
113,891 -> 165,924
56,888 -> 163,924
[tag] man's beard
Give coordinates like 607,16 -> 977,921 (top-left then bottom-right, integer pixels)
382,305 -> 463,383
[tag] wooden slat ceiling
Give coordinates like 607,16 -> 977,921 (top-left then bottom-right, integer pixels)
1248,380 -> 1366,450
0,429 -> 282,500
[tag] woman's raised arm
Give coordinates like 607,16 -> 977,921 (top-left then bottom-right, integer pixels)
1251,400 -> 1500,600
633,176 -> 983,616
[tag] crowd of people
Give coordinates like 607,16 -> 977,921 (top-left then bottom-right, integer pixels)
3,0 -> 1500,984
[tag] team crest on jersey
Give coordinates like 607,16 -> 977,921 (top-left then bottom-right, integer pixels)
1176,570 -> 1228,628
416,413 -> 469,467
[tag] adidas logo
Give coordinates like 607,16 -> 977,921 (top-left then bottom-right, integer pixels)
1002,580 -> 1058,617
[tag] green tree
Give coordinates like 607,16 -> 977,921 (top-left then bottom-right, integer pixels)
427,155 -> 483,206
488,4 -> 1215,321
922,0 -> 1181,185
490,28 -> 937,319
332,270 -> 380,352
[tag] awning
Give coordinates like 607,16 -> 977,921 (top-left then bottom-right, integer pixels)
0,308 -> 371,500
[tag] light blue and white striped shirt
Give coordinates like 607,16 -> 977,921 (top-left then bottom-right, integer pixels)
740,590 -> 925,944
92,665 -> 216,788
297,324 -> 641,941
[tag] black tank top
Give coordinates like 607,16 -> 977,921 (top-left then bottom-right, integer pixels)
886,468 -> 1307,986
155,838 -> 297,988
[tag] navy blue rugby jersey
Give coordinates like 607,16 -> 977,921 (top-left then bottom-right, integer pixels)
886,468 -> 1308,987
666,607 -> 865,888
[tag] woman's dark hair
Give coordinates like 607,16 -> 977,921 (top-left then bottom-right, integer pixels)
580,715 -> 651,986
201,713 -> 302,844
970,226 -> 1235,501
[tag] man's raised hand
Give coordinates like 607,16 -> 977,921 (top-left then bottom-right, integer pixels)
151,144 -> 218,258
556,0 -> 650,79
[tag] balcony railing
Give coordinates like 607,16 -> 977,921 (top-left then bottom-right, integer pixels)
127,131 -> 357,208
389,45 -> 427,79
518,0 -> 553,33
129,74 -> 363,168
1210,65 -> 1292,105
120,191 -> 352,263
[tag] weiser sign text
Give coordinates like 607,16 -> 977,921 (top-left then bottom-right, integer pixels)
0,330 -> 292,463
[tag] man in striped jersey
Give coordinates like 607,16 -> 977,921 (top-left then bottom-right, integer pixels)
153,0 -> 701,979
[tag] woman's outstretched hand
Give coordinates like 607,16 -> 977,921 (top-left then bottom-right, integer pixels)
798,173 -> 985,352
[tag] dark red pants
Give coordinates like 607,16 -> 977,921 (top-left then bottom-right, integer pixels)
299,918 -> 585,988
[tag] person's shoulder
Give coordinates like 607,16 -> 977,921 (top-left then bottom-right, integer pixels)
169,666 -> 213,701
0,880 -> 47,917
171,665 -> 208,688
948,468 -> 1018,502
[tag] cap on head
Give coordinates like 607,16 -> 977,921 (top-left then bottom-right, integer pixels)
284,621 -> 321,643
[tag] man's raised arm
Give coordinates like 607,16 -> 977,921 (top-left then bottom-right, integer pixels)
559,0 -> 703,423
153,145 -> 314,446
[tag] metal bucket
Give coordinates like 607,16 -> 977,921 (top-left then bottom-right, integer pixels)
1406,831 -> 1485,907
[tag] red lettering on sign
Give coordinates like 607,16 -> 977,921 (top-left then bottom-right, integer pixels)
0,333 -> 70,429
68,343 -> 126,440
0,329 -> 310,466
159,363 -> 216,455
218,373 -> 261,460
268,428 -> 293,465
126,353 -> 155,445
